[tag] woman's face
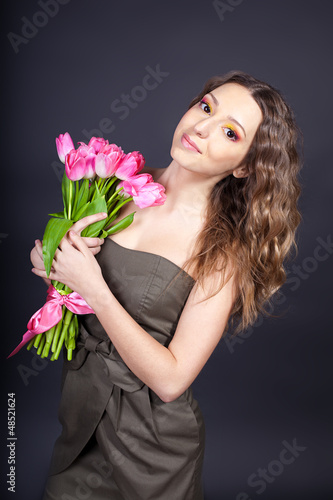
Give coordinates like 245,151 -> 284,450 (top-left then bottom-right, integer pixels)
170,83 -> 263,180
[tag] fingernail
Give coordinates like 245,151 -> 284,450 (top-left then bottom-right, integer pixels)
35,239 -> 39,245
70,230 -> 76,236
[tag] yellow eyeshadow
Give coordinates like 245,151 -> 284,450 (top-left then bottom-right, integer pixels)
224,123 -> 237,131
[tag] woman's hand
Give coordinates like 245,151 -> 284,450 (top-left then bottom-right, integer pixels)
30,213 -> 108,297
30,240 -> 52,287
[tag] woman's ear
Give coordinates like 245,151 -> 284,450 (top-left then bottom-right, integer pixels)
232,164 -> 249,178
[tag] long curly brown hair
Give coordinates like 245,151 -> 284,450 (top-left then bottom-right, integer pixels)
176,70 -> 303,335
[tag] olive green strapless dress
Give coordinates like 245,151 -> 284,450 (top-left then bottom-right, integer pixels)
42,238 -> 205,500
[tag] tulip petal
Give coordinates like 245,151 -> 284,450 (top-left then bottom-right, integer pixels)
88,137 -> 109,154
56,132 -> 75,163
66,157 -> 87,181
115,154 -> 140,180
84,154 -> 96,179
95,154 -> 112,178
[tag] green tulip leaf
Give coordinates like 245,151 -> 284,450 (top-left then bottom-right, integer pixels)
80,196 -> 108,238
73,201 -> 91,222
72,180 -> 79,216
48,211 -> 65,218
42,218 -> 74,277
61,170 -> 71,219
74,179 -> 90,216
105,212 -> 136,235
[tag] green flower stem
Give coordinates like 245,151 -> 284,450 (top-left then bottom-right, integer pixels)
41,325 -> 56,358
54,308 -> 73,360
51,280 -> 65,291
106,187 -> 125,208
68,179 -> 73,220
37,334 -> 46,356
108,196 -> 133,219
26,338 -> 35,351
51,308 -> 66,353
102,176 -> 118,197
33,333 -> 43,349
72,180 -> 79,215
90,181 -> 98,201
97,177 -> 106,193
66,316 -> 77,361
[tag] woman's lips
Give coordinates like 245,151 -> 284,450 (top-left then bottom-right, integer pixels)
181,134 -> 201,153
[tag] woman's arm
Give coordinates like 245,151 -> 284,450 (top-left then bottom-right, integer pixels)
31,222 -> 236,403
87,268 -> 236,403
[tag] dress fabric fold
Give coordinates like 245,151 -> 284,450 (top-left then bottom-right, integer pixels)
42,238 -> 206,500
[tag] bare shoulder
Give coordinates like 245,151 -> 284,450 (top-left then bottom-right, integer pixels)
140,166 -> 167,181
186,263 -> 237,320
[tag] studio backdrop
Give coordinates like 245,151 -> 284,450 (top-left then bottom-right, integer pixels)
2,1 -> 332,499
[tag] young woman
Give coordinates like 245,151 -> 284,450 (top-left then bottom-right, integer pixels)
31,71 -> 302,499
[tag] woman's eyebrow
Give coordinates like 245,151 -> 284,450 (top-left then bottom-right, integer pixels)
208,92 -> 246,137
227,115 -> 246,137
209,92 -> 219,106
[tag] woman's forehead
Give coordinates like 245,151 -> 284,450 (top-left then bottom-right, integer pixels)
207,83 -> 263,133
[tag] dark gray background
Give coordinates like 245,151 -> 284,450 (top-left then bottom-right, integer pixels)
2,1 -> 332,499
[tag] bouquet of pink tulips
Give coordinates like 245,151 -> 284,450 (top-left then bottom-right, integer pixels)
8,133 -> 166,361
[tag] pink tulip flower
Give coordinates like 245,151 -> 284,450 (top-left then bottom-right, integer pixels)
65,146 -> 96,181
130,151 -> 145,172
95,144 -> 124,178
119,173 -> 153,192
87,137 -> 109,154
133,182 -> 166,208
56,132 -> 75,163
118,174 -> 166,209
115,151 -> 145,181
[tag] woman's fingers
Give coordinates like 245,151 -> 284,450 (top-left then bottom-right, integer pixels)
32,267 -> 53,280
89,245 -> 103,255
72,212 -> 107,236
30,241 -> 45,269
35,239 -> 44,260
81,236 -> 104,248
56,233 -> 73,253
57,230 -> 89,256
67,230 -> 90,254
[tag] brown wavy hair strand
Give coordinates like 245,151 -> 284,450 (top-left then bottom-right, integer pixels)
173,71 -> 303,336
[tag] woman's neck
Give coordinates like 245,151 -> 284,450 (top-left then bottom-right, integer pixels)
156,160 -> 223,220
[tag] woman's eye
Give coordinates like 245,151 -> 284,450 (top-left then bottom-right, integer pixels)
222,127 -> 239,142
199,100 -> 211,114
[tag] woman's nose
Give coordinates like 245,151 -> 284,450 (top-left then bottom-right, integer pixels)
193,119 -> 210,138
